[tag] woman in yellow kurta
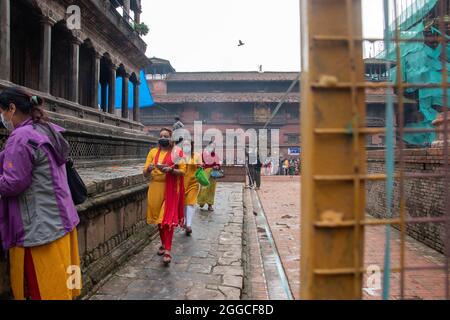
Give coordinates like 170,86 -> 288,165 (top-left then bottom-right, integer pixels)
197,141 -> 221,211
143,128 -> 186,265
182,140 -> 202,236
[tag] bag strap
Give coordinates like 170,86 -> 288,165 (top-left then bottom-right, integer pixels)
35,122 -> 71,162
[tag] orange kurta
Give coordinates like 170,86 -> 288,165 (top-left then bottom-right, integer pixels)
144,148 -> 186,225
9,229 -> 81,300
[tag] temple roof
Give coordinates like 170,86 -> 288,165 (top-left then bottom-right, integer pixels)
153,92 -> 301,103
153,92 -> 416,105
165,72 -> 300,82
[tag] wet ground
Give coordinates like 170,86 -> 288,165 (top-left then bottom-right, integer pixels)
89,183 -> 245,300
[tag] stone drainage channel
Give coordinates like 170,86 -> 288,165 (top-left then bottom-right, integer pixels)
243,186 -> 294,300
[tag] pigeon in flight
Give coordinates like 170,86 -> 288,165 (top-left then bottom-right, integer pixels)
238,40 -> 245,47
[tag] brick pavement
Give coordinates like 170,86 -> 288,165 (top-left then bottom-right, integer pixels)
363,225 -> 448,300
88,183 -> 245,300
257,176 -> 448,300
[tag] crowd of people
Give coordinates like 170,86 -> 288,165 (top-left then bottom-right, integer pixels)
144,129 -> 221,265
251,157 -> 301,177
279,158 -> 301,176
0,87 -> 222,300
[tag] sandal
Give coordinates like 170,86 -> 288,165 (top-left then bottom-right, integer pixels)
163,253 -> 172,265
157,246 -> 165,256
185,226 -> 193,236
208,205 -> 214,211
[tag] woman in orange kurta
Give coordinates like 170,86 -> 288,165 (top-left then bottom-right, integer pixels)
182,140 -> 202,236
143,128 -> 186,265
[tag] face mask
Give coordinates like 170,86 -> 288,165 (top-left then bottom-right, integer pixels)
158,138 -> 170,148
182,146 -> 191,154
1,112 -> 14,131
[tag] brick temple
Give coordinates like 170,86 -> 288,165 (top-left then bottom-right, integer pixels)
145,59 -> 302,160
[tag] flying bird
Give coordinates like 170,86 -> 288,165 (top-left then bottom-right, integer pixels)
238,40 -> 245,47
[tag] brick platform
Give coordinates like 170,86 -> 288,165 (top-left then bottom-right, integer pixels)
258,176 -> 448,300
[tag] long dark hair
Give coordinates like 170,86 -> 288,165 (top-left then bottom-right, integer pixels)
0,87 -> 47,123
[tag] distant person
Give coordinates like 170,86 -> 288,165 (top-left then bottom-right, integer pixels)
0,87 -> 81,300
182,140 -> 202,236
144,128 -> 186,265
173,117 -> 184,131
283,159 -> 289,176
289,159 -> 296,177
197,141 -> 221,211
250,151 -> 262,190
172,117 -> 184,144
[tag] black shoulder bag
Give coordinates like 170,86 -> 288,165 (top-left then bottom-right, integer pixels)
65,157 -> 88,205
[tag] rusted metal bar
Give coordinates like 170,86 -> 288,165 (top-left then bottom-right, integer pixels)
314,265 -> 448,276
300,0 -> 366,299
437,0 -> 450,300
391,0 -> 407,299
313,172 -> 446,181
315,128 -> 448,134
313,35 -> 449,43
315,216 -> 450,228
312,82 -> 449,89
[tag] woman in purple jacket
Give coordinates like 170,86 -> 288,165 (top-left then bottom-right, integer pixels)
0,87 -> 81,300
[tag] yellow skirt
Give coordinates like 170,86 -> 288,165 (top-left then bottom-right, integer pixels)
146,180 -> 166,225
185,182 -> 200,206
9,229 -> 82,300
197,168 -> 217,206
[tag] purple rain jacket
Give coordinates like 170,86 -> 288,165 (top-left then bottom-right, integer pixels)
0,118 -> 80,251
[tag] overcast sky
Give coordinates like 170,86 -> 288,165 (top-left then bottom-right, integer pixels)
140,1 -> 391,72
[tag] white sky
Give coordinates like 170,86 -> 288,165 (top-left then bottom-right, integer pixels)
140,1 -> 403,72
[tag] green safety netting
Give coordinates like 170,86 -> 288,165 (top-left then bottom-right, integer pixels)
390,0 -> 438,33
380,10 -> 449,146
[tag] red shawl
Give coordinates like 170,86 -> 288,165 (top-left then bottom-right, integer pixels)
154,147 -> 185,228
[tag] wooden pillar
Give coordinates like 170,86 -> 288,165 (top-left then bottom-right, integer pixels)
101,81 -> 107,112
39,17 -> 54,93
135,10 -> 141,24
108,65 -> 117,114
122,73 -> 130,119
92,52 -> 102,109
0,0 -> 10,81
69,38 -> 81,103
123,0 -> 130,21
133,80 -> 140,122
135,0 -> 142,24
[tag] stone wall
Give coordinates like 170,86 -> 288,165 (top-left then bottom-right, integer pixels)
366,148 -> 447,253
75,167 -> 157,296
221,165 -> 247,183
